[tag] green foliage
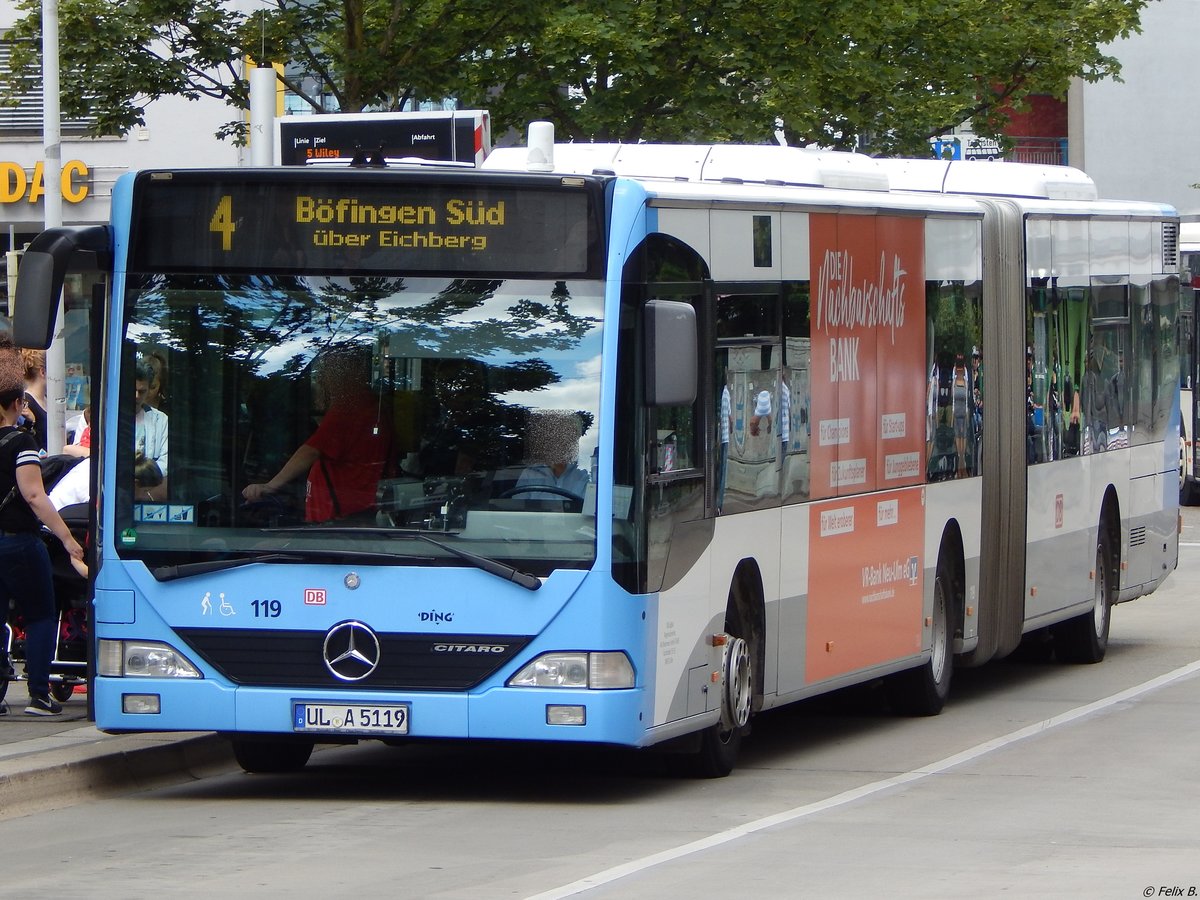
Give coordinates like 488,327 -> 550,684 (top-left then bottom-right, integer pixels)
0,0 -> 1152,153
461,0 -> 1151,153
0,0 -> 542,142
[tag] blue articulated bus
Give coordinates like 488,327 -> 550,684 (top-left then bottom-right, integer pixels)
13,137 -> 1180,776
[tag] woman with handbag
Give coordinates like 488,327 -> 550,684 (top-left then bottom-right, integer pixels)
0,347 -> 84,716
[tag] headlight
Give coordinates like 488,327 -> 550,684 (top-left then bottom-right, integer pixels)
508,651 -> 634,689
97,639 -> 202,678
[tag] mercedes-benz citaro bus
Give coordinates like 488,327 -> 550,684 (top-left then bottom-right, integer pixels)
12,123 -> 1180,777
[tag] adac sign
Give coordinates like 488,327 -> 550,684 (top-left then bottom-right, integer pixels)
0,160 -> 90,204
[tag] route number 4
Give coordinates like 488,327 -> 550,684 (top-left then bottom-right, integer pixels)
209,194 -> 235,251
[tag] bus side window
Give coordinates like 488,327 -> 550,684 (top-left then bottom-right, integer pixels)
714,289 -> 781,513
652,405 -> 694,474
781,281 -> 810,503
928,280 -> 983,476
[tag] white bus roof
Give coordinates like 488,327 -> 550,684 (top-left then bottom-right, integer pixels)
484,142 -> 1122,203
875,158 -> 1099,201
483,143 -> 891,191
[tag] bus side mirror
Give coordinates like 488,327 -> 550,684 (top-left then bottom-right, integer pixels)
13,249 -> 61,350
13,225 -> 110,349
644,299 -> 697,407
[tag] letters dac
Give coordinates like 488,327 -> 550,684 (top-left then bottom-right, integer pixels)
0,160 -> 90,204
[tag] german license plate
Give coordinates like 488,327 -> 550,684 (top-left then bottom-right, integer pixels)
292,701 -> 410,736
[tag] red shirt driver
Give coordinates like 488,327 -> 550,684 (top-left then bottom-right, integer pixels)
303,398 -> 388,521
243,349 -> 390,522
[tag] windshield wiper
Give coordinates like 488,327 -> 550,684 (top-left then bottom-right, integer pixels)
409,532 -> 542,591
262,525 -> 542,591
152,553 -> 304,582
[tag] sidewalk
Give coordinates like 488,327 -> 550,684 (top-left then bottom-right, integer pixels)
0,679 -> 233,820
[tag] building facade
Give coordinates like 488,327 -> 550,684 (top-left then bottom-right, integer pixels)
1069,0 -> 1200,217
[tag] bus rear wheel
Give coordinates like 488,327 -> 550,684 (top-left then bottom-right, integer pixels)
1053,529 -> 1114,664
888,556 -> 954,716
1180,425 -> 1198,505
231,737 -> 314,774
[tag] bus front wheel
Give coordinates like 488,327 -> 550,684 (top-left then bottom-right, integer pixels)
690,600 -> 754,778
231,737 -> 314,774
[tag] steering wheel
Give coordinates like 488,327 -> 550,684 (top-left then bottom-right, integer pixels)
238,494 -> 296,527
499,484 -> 583,511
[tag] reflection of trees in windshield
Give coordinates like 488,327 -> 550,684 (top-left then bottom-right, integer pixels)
129,274 -> 600,381
131,274 -> 599,378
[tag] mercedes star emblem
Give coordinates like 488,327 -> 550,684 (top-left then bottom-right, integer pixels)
322,620 -> 382,682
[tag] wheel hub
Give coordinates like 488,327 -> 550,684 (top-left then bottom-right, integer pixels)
721,636 -> 752,731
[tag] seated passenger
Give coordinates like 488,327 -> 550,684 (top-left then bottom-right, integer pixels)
135,359 -> 169,502
513,410 -> 589,502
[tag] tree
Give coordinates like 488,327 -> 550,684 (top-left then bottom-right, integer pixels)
0,0 -> 541,141
457,0 -> 1152,154
1,0 -> 1151,154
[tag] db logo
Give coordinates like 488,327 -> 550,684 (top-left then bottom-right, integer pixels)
1055,494 -> 1064,530
304,588 -> 327,606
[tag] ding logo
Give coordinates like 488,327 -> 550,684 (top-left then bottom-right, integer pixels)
322,621 -> 381,682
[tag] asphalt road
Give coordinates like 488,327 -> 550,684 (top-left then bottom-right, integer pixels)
1,511 -> 1198,899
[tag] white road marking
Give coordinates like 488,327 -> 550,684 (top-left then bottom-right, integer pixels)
527,659 -> 1200,900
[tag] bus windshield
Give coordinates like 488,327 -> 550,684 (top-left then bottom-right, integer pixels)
115,273 -> 605,578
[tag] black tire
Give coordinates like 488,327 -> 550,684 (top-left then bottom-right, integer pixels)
888,557 -> 954,716
1180,426 -> 1197,505
1183,476 -> 1199,507
689,595 -> 754,778
1053,527 -> 1114,664
231,738 -> 314,774
51,681 -> 75,703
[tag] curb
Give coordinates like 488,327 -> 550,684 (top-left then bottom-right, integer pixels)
0,730 -> 236,820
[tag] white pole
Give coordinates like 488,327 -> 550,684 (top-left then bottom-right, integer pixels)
43,0 -> 65,455
249,66 -> 277,166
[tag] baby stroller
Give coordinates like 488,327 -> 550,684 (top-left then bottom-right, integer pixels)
0,457 -> 90,707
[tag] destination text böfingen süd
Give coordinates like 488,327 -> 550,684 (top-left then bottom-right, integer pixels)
295,195 -> 505,251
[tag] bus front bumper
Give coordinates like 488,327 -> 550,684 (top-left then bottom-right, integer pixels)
92,678 -> 650,747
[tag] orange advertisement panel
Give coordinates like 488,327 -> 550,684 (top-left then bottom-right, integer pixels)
873,216 -> 926,488
805,489 -> 925,683
809,214 -> 926,498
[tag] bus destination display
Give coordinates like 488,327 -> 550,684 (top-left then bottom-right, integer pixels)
129,173 -> 598,276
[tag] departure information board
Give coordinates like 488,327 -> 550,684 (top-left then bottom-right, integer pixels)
127,170 -> 603,277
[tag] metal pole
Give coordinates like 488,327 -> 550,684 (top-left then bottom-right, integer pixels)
249,65 -> 277,166
42,0 -> 65,454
